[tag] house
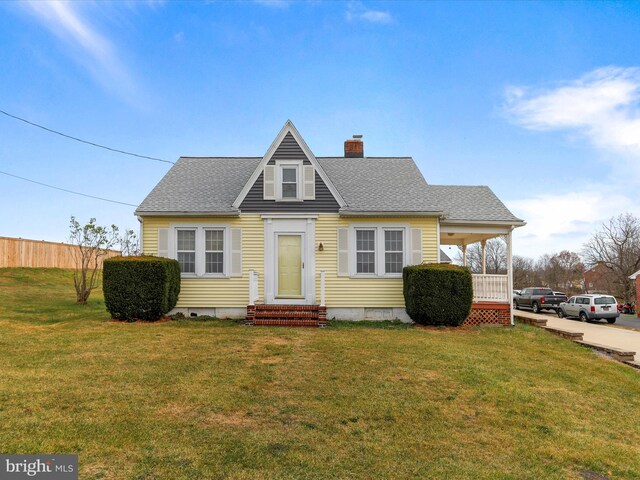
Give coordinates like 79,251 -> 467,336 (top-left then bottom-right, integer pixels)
135,121 -> 525,326
630,270 -> 640,317
584,261 -> 617,294
439,249 -> 452,264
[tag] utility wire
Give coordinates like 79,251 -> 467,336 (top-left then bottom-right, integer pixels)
0,169 -> 138,207
0,109 -> 174,164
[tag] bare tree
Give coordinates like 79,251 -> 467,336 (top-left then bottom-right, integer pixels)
538,250 -> 584,291
69,217 -> 120,304
582,213 -> 640,302
457,238 -> 506,274
121,228 -> 140,256
512,255 -> 536,289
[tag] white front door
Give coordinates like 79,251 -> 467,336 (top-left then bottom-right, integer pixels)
264,217 -> 315,305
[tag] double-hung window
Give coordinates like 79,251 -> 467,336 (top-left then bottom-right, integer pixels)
356,229 -> 376,274
281,166 -> 298,199
176,229 -> 196,274
173,226 -> 232,277
352,226 -> 407,277
384,230 -> 404,274
205,229 -> 224,274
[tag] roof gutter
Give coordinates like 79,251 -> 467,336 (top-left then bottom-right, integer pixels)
339,210 -> 444,217
440,219 -> 527,227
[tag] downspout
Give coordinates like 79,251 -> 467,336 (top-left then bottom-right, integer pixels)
137,215 -> 144,255
436,217 -> 441,263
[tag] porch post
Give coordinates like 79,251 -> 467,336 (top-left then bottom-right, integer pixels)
462,243 -> 467,267
507,228 -> 514,325
481,240 -> 486,274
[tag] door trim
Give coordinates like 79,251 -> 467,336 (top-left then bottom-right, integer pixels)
264,218 -> 316,305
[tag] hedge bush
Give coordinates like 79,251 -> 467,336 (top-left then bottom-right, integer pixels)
103,256 -> 180,321
403,263 -> 473,326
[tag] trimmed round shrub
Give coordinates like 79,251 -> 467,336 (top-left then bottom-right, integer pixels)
403,263 -> 473,326
103,256 -> 181,321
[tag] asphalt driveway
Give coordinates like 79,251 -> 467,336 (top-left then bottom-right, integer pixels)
516,309 -> 640,362
613,314 -> 640,330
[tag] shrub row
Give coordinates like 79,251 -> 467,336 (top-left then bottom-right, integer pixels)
103,256 -> 180,321
403,263 -> 473,326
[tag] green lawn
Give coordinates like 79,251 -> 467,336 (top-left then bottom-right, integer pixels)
1,268 -> 640,479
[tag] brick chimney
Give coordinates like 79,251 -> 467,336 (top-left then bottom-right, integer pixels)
344,135 -> 364,158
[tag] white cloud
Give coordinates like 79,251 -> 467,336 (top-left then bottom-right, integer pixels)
507,187 -> 635,258
346,1 -> 393,24
505,67 -> 640,155
22,1 -> 138,102
504,67 -> 640,258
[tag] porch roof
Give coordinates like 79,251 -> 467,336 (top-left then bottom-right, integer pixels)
427,185 -> 524,224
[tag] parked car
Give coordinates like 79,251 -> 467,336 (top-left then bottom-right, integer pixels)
514,287 -> 566,313
553,291 -> 568,302
557,294 -> 619,323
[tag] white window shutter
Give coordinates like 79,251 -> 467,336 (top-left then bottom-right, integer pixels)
411,228 -> 422,265
303,165 -> 315,200
337,228 -> 349,276
263,165 -> 275,200
157,228 -> 169,258
230,228 -> 242,277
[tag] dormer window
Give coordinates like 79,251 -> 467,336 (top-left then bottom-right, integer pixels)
281,166 -> 298,199
273,160 -> 303,201
262,160 -> 315,202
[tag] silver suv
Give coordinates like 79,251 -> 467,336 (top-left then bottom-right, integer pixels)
557,294 -> 619,324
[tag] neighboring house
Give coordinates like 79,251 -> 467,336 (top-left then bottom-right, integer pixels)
439,249 -> 452,264
136,121 -> 525,325
584,262 -> 617,294
630,270 -> 640,317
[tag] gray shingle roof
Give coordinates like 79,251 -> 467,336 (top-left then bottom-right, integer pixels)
424,185 -> 523,223
439,249 -> 452,263
316,157 -> 443,214
136,156 -> 523,224
136,157 -> 260,214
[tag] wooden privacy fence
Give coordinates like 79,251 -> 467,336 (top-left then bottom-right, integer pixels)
0,236 -> 121,269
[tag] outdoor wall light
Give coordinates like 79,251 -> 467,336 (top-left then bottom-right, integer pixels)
318,242 -> 324,251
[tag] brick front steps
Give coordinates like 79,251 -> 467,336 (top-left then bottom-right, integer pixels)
246,304 -> 327,327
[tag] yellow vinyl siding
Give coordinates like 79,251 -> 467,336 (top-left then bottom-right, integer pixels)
141,213 -> 438,309
316,215 -> 438,307
141,215 -> 264,307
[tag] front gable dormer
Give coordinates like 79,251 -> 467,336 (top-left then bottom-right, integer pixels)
262,132 -> 315,201
233,121 -> 345,212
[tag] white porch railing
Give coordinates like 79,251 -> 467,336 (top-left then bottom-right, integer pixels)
472,274 -> 509,302
248,269 -> 259,305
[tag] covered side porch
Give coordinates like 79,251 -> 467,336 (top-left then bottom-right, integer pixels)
440,221 -> 515,326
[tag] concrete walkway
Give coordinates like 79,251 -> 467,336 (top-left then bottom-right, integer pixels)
516,309 -> 640,362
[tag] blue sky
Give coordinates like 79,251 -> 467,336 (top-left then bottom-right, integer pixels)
1,1 -> 640,259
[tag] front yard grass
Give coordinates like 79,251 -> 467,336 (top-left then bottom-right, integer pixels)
1,268 -> 640,479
